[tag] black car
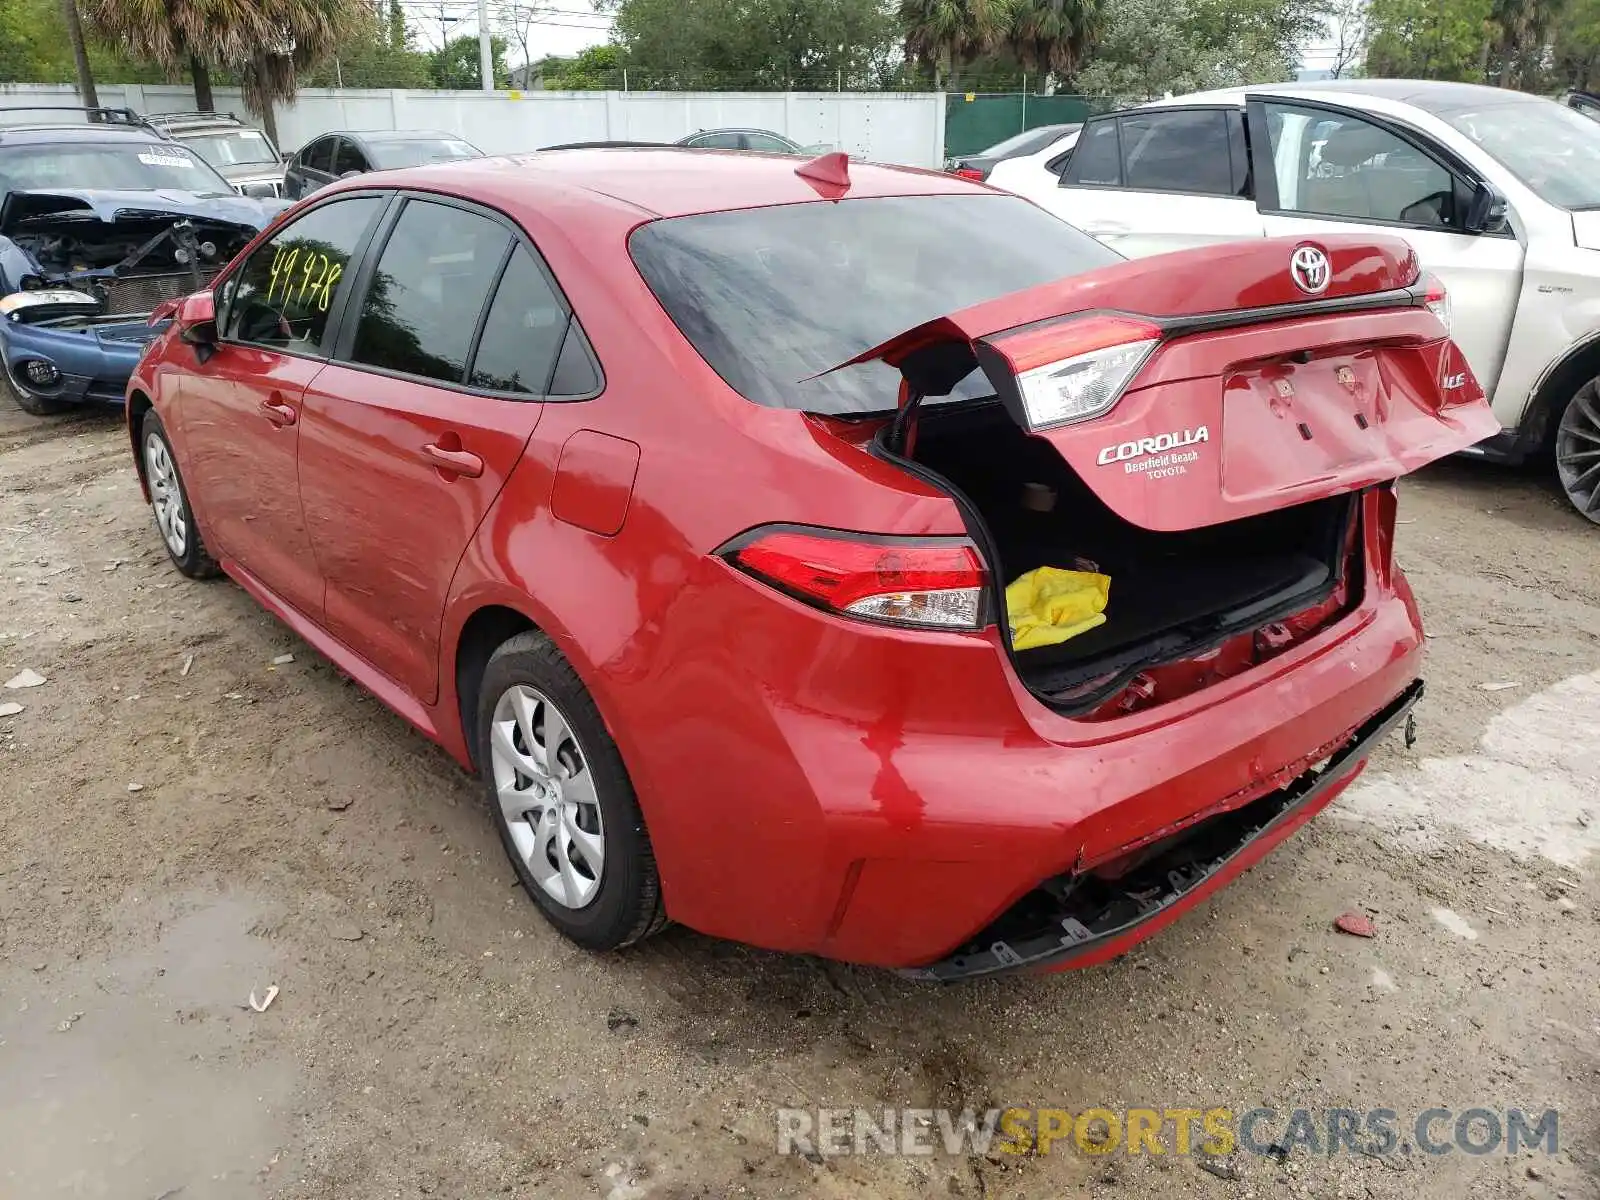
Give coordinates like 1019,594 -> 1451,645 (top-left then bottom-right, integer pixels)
283,129 -> 484,199
145,110 -> 285,197
945,122 -> 1081,181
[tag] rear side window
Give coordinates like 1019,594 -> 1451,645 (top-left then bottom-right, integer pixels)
347,199 -> 511,384
1062,120 -> 1120,186
221,196 -> 382,354
468,245 -> 571,394
1119,110 -> 1234,195
629,193 -> 1120,415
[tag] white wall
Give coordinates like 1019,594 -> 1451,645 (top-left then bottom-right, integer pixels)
0,83 -> 947,168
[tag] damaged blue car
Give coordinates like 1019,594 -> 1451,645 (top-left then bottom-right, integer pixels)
0,108 -> 287,415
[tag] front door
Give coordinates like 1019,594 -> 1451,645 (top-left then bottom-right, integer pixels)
180,193 -> 388,617
1049,107 -> 1264,257
1249,97 -> 1526,397
299,196 -> 580,702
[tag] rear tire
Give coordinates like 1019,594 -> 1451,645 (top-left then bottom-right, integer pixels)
477,631 -> 667,951
1,360 -> 70,416
1555,378 -> 1600,524
141,409 -> 221,579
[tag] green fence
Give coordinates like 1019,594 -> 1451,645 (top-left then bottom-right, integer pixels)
943,92 -> 1115,159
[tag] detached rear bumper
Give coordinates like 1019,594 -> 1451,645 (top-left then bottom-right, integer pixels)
899,679 -> 1421,981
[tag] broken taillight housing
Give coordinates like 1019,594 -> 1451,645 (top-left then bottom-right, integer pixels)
1423,273 -> 1452,333
978,315 -> 1161,431
725,527 -> 988,631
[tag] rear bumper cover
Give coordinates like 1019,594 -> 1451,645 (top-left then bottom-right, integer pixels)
899,679 -> 1422,981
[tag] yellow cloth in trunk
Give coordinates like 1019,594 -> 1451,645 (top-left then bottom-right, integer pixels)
1005,567 -> 1111,651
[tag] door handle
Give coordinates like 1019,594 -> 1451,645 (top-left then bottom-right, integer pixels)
423,442 -> 484,478
259,399 -> 297,427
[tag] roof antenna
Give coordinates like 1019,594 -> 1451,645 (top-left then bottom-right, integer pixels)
794,150 -> 850,198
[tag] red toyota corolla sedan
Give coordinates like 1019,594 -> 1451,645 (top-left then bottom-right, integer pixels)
126,148 -> 1495,980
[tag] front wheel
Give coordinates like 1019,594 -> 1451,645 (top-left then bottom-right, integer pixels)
141,410 -> 220,578
1556,379 -> 1600,524
477,631 -> 667,950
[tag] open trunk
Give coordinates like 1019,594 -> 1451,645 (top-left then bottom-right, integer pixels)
908,401 -> 1357,703
824,234 -> 1499,715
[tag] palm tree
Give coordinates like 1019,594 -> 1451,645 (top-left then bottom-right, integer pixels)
61,0 -> 99,108
899,0 -> 1011,88
84,0 -> 352,141
1004,0 -> 1103,81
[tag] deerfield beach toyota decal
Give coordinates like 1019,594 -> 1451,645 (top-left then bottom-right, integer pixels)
1096,426 -> 1210,478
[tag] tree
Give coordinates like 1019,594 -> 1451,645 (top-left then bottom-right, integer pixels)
541,44 -> 623,88
85,0 -> 355,143
61,0 -> 99,105
499,1 -> 544,72
1004,0 -> 1103,81
1362,0 -> 1492,79
1552,0 -> 1600,88
302,0 -> 430,87
1325,0 -> 1367,76
429,31 -> 510,89
1073,0 -> 1325,101
605,0 -> 901,89
899,0 -> 1009,87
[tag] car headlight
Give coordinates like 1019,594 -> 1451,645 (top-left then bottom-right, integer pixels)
22,359 -> 60,386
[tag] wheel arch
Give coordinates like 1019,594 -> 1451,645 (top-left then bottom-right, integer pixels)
1522,333 -> 1600,457
453,603 -> 542,771
127,389 -> 155,501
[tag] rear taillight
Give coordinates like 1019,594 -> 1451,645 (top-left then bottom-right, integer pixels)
952,167 -> 987,182
978,315 -> 1161,431
1423,273 -> 1452,333
725,527 -> 988,631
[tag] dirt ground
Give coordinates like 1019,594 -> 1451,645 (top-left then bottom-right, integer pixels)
1,401 -> 1596,1200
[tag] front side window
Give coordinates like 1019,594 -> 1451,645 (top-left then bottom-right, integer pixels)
331,139 -> 367,175
303,137 -> 335,173
221,196 -> 383,353
1119,109 -> 1235,195
348,199 -> 510,383
629,193 -> 1121,414
1062,119 -> 1120,186
1263,102 -> 1457,228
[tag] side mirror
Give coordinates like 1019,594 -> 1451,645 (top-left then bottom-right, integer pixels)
1465,181 -> 1509,234
176,290 -> 218,362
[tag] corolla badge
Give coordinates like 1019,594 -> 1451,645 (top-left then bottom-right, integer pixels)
1290,245 -> 1331,295
1096,425 -> 1210,466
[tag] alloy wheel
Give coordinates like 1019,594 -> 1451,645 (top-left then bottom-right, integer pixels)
489,684 -> 606,909
144,432 -> 189,557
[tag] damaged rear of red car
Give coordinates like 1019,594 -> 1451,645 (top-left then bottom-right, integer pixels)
625,186 -> 1494,980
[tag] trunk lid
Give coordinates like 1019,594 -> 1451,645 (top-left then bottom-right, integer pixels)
836,234 -> 1498,531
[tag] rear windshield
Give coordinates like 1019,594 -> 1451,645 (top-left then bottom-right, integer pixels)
629,193 -> 1120,414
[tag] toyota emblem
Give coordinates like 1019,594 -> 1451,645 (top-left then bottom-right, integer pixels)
1290,245 -> 1331,295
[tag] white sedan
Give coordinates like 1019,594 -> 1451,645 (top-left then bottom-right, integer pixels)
989,79 -> 1600,523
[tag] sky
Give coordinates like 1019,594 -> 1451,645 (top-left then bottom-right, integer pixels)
400,1 -> 614,62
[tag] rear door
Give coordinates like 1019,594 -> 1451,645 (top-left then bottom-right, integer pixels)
1248,96 -> 1525,397
1048,107 -> 1264,255
298,194 -> 588,702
